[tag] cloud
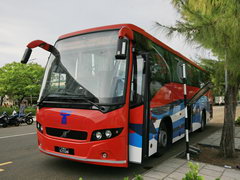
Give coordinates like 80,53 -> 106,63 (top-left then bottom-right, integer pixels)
0,0 -> 207,67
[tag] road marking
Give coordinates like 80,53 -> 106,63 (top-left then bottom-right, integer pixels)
0,132 -> 36,139
0,161 -> 13,172
0,161 -> 13,166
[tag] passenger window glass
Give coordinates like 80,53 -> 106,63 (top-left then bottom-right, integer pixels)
149,51 -> 170,99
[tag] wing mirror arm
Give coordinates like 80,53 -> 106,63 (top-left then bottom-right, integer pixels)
21,40 -> 59,64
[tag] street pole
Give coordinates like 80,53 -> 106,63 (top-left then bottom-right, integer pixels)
182,64 -> 190,161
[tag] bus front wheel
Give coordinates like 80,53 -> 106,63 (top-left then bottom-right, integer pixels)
156,121 -> 171,156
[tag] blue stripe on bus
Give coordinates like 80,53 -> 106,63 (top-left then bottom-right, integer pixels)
129,132 -> 142,148
129,97 -> 209,148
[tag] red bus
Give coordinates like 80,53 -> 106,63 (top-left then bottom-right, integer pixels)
21,24 -> 212,167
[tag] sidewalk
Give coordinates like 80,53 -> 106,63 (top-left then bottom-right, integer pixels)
199,126 -> 240,150
142,158 -> 240,180
140,127 -> 240,180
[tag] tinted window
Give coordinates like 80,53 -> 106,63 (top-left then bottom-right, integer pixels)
149,50 -> 170,99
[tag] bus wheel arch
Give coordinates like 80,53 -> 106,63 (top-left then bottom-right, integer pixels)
156,116 -> 172,156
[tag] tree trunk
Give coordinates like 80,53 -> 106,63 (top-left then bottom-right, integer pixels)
18,96 -> 25,107
0,96 -> 4,106
220,80 -> 239,158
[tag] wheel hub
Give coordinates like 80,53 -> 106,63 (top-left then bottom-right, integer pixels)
159,130 -> 167,147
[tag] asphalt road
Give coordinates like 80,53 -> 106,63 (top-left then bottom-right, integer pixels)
0,108 -> 224,180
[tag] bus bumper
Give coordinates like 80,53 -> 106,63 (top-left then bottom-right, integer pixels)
37,132 -> 128,167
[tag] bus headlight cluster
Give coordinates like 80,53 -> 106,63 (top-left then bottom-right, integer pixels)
36,122 -> 43,133
91,128 -> 123,141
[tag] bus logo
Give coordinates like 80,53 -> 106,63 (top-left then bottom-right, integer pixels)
60,111 -> 72,124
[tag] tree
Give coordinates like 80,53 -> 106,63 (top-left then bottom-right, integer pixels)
199,59 -> 225,97
0,62 -> 44,106
156,0 -> 240,157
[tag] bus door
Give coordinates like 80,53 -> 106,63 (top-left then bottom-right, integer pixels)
129,52 -> 150,163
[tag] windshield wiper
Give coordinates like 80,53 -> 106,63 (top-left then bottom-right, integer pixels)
38,92 -> 106,112
61,92 -> 106,111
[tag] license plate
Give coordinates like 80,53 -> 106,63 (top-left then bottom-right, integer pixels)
59,147 -> 69,154
55,146 -> 74,155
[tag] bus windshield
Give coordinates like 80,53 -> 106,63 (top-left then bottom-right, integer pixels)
39,30 -> 127,105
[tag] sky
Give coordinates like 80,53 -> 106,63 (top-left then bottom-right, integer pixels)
0,0 -> 211,67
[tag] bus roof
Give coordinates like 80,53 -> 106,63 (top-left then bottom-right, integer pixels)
58,24 -> 205,72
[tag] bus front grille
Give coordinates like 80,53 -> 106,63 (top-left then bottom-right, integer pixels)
46,127 -> 87,140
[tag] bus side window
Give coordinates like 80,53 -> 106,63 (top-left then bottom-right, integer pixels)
130,55 -> 145,106
149,52 -> 170,99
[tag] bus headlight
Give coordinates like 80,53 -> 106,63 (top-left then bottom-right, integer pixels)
36,122 -> 43,133
95,131 -> 102,140
105,130 -> 112,138
91,128 -> 123,141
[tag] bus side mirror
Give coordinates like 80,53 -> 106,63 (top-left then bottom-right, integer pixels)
115,38 -> 128,59
21,48 -> 32,64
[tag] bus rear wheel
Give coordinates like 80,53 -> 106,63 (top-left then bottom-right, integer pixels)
156,121 -> 171,156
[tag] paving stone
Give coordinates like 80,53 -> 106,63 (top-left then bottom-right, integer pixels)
222,169 -> 240,179
199,168 -> 222,177
204,164 -> 225,172
167,172 -> 185,180
166,158 -> 186,165
162,177 -> 175,180
160,162 -> 183,169
154,165 -> 176,174
141,176 -> 158,180
181,161 -> 206,169
220,176 -> 237,180
199,173 -> 219,180
199,139 -> 211,144
197,162 -> 207,169
211,140 -> 220,147
237,144 -> 240,149
144,170 -> 168,180
175,166 -> 189,174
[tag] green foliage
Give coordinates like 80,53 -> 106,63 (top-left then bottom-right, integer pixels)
0,62 -> 44,105
0,107 -> 17,115
182,162 -> 204,180
157,0 -> 240,86
236,117 -> 240,125
0,106 -> 36,115
199,59 -> 225,96
133,175 -> 144,180
25,107 -> 36,115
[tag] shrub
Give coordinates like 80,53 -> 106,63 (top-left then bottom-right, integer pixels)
0,106 -> 36,115
183,162 -> 204,180
0,106 -> 18,115
235,117 -> 240,125
25,107 -> 36,115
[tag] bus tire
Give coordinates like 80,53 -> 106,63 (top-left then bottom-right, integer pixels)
155,121 -> 171,156
200,111 -> 206,132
